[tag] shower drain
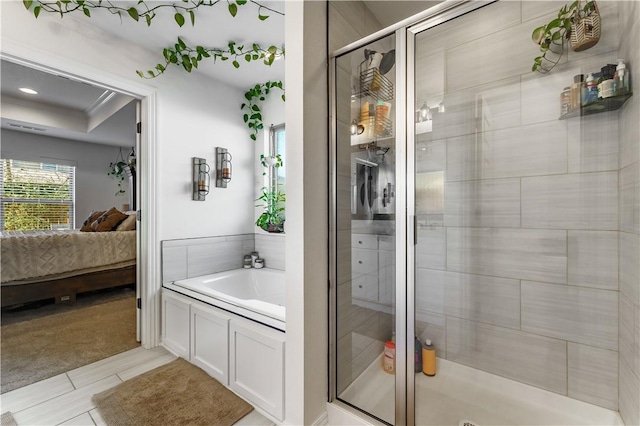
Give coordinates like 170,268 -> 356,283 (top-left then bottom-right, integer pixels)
459,421 -> 478,426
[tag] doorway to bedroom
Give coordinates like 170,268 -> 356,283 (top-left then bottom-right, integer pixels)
0,59 -> 142,394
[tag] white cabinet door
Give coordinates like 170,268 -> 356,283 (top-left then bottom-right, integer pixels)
352,248 -> 378,275
353,274 -> 379,302
190,303 -> 230,385
161,290 -> 191,358
229,320 -> 285,421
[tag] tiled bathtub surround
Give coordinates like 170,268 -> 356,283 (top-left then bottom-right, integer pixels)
161,233 -> 285,284
255,233 -> 286,271
161,234 -> 255,283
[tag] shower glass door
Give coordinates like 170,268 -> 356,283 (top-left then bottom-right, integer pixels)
409,1 -> 626,425
333,32 -> 400,424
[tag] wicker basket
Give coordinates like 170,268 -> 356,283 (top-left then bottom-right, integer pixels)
570,0 -> 601,52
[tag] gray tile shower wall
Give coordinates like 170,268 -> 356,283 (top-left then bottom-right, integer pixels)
411,0 -> 634,415
617,0 -> 640,424
161,234 -> 255,283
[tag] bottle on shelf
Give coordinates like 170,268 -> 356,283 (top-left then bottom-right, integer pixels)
383,340 -> 396,374
421,339 -> 436,376
570,74 -> 584,110
583,73 -> 599,105
614,59 -> 630,95
598,64 -> 617,99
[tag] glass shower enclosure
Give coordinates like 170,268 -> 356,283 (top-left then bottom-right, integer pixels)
331,1 -> 638,425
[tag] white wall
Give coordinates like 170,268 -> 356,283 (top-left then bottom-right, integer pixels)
1,129 -> 131,226
0,1 -> 256,242
285,1 -> 328,424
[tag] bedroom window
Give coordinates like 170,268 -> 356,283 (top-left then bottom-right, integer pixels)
1,159 -> 75,231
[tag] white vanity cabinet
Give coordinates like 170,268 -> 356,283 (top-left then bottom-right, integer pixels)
351,234 -> 379,302
351,233 -> 396,307
160,289 -> 286,422
190,303 -> 229,385
161,290 -> 191,358
230,320 -> 285,421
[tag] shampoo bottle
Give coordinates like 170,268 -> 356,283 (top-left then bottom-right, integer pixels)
422,339 -> 436,376
614,59 -> 630,95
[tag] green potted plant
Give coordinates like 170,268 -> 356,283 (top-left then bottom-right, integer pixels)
256,154 -> 285,233
531,0 -> 600,73
108,148 -> 136,196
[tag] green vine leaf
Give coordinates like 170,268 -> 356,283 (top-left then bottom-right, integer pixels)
137,39 -> 284,79
25,0 -> 284,27
127,7 -> 139,21
174,12 -> 185,26
240,81 -> 285,141
228,2 -> 237,17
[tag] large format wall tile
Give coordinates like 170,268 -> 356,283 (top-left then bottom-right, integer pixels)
444,178 -> 520,228
416,268 -> 444,315
446,19 -> 553,91
522,281 -> 618,350
446,121 -> 567,182
619,358 -> 640,426
443,272 -> 520,329
447,227 -> 567,283
568,343 -> 618,410
620,162 -> 640,234
620,232 -> 640,304
620,296 -> 640,378
522,172 -> 618,230
187,238 -> 248,277
416,1 -> 521,54
255,234 -> 286,271
567,111 -> 619,173
436,77 -> 521,140
416,227 -> 446,270
161,245 -> 187,283
567,231 -> 618,290
446,317 -> 567,394
521,67 -> 575,125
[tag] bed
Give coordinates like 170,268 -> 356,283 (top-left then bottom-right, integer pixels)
1,229 -> 136,307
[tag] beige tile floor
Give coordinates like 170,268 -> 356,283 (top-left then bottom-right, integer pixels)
0,346 -> 274,426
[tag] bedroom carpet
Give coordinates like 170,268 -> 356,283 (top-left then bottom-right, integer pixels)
1,291 -> 138,393
92,358 -> 254,426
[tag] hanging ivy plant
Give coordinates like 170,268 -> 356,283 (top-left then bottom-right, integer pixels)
22,0 -> 283,26
137,39 -> 284,78
22,0 -> 285,79
241,81 -> 285,141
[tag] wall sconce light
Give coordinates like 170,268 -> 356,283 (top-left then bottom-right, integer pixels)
438,102 -> 446,113
192,157 -> 210,201
215,147 -> 232,188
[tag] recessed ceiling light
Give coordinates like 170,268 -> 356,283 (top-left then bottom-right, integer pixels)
19,87 -> 38,95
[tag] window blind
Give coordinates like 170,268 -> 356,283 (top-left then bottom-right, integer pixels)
1,159 -> 75,231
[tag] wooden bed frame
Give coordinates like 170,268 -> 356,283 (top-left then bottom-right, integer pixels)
1,265 -> 136,308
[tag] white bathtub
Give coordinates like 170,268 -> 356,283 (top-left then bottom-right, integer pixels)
166,268 -> 286,331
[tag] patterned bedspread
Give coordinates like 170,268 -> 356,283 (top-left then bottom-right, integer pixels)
1,230 -> 136,284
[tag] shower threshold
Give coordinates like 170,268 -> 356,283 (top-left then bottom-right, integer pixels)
339,355 -> 623,425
